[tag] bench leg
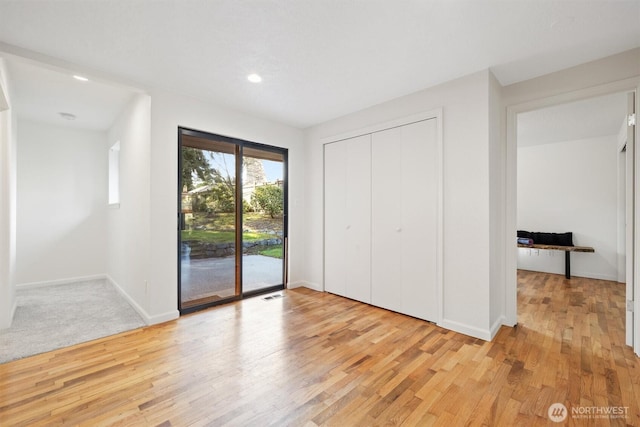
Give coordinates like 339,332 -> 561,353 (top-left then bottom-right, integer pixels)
565,251 -> 571,279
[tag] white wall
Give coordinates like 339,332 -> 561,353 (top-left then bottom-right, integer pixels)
489,71 -> 506,331
517,135 -> 619,280
306,70 -> 500,340
16,120 -> 108,284
0,58 -> 16,328
106,93 -> 151,319
147,89 -> 305,322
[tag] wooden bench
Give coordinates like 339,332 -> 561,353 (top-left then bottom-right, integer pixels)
517,243 -> 595,279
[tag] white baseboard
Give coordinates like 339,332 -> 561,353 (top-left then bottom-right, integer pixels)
16,274 -> 107,290
288,280 -> 323,292
490,315 -> 508,339
576,272 -> 618,282
0,300 -> 17,329
105,275 -> 178,326
9,300 -> 16,324
286,280 -> 305,289
439,318 -> 493,341
517,268 -> 617,282
15,274 -> 179,326
106,275 -> 148,325
148,310 -> 180,325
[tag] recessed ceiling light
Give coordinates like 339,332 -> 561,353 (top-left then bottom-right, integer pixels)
59,112 -> 76,120
247,73 -> 262,83
73,75 -> 89,82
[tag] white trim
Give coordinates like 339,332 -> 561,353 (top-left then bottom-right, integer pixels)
288,280 -> 322,292
505,107 -> 518,326
148,310 -> 180,325
517,270 -> 619,282
633,89 -> 640,357
321,109 -> 443,144
7,300 -> 16,328
322,142 -> 327,293
490,315 -> 506,338
580,273 -> 620,282
105,275 -> 178,325
16,274 -> 107,289
435,110 -> 444,326
506,77 -> 640,116
618,118 -> 629,153
0,77 -> 8,111
15,274 -> 179,326
439,318 -> 493,341
105,275 -> 149,325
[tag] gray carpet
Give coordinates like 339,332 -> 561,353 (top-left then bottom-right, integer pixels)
0,279 -> 146,364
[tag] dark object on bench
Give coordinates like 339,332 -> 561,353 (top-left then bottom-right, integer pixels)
517,230 -> 595,279
517,230 -> 573,246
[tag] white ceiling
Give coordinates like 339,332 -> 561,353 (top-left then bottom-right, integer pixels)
0,0 -> 639,129
518,92 -> 628,147
6,57 -> 136,131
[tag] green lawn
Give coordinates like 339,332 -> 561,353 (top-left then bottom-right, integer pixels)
188,212 -> 282,233
258,245 -> 283,259
181,229 -> 274,244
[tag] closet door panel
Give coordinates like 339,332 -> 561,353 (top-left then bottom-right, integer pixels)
324,142 -> 347,296
371,127 -> 403,312
326,117 -> 439,321
345,135 -> 372,303
400,119 -> 438,321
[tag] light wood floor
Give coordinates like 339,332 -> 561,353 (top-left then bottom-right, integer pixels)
1,271 -> 639,426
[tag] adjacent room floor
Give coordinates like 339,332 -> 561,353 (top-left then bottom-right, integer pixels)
2,254 -> 284,364
0,271 -> 638,425
0,279 -> 146,364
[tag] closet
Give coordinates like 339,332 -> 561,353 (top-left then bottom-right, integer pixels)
324,134 -> 372,303
324,117 -> 439,322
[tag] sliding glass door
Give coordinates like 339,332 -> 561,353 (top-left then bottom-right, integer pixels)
178,128 -> 287,313
242,148 -> 286,294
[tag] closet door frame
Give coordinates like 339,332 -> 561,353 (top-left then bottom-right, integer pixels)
322,109 -> 444,325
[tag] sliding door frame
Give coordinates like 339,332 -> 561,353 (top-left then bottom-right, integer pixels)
177,127 -> 288,315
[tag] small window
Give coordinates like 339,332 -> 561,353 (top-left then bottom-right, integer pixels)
109,141 -> 120,205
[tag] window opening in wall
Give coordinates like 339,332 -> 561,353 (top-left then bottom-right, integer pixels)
108,141 -> 120,205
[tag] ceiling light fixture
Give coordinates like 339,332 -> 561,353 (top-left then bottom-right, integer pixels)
59,112 -> 76,121
73,75 -> 89,82
247,73 -> 262,83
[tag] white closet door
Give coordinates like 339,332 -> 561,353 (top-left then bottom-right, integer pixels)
324,141 -> 347,296
371,119 -> 438,321
371,127 -> 403,312
345,135 -> 372,302
400,119 -> 438,321
324,135 -> 371,302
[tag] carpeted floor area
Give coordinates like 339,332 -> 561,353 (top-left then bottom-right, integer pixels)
0,279 -> 146,364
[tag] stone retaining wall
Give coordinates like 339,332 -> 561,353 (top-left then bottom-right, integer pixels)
183,238 -> 282,259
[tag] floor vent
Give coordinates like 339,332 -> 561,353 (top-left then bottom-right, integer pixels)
263,294 -> 284,301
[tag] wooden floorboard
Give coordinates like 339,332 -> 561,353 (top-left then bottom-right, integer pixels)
1,271 -> 639,426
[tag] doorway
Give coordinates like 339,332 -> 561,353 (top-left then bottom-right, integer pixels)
178,128 -> 287,314
506,87 -> 639,356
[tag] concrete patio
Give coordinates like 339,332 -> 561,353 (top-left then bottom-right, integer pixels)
180,254 -> 283,303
